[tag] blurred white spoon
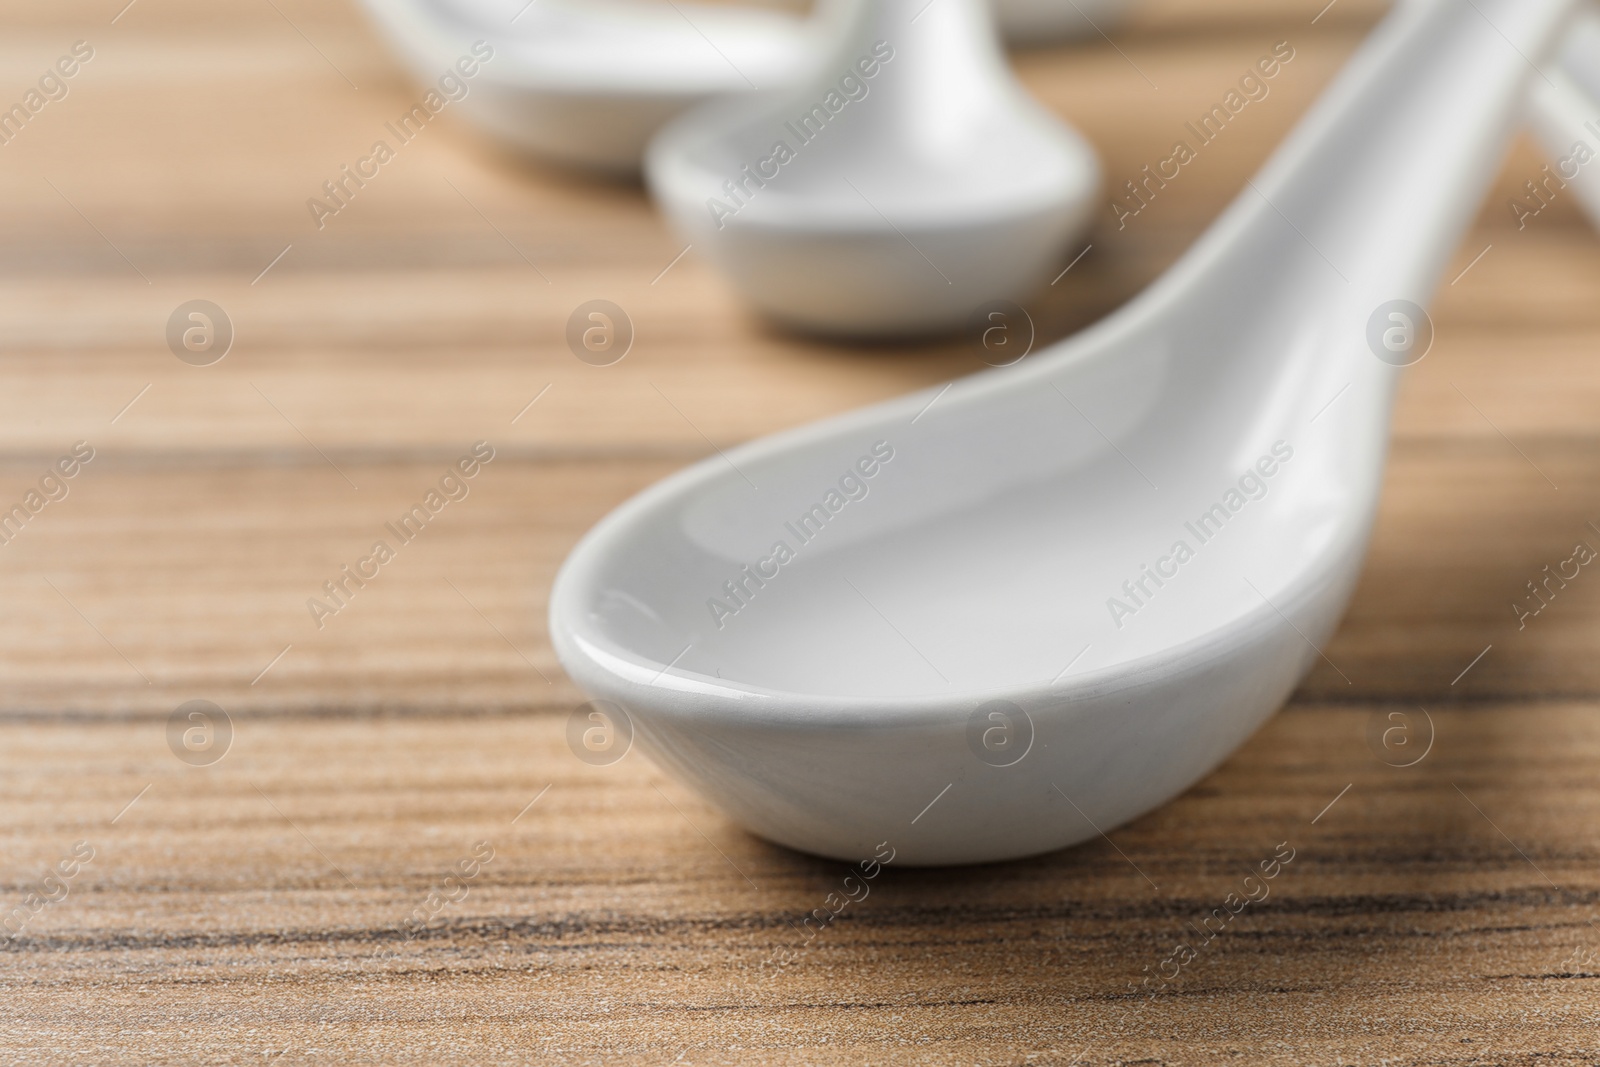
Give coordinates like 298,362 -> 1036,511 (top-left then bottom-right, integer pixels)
356,0 -> 814,174
553,0 -> 1577,864
357,0 -> 1129,173
647,0 -> 1100,335
1526,4 -> 1600,227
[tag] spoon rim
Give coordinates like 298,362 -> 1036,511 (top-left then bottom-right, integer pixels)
549,357 -> 1373,723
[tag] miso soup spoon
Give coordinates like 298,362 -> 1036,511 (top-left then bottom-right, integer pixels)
646,0 -> 1101,336
355,0 -> 814,174
551,0 -> 1577,865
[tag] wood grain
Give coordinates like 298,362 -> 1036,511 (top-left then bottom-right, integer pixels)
3,0 -> 1600,1063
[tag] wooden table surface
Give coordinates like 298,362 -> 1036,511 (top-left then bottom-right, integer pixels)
5,0 -> 1600,1063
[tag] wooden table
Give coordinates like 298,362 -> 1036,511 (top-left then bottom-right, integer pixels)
4,0 -> 1600,1062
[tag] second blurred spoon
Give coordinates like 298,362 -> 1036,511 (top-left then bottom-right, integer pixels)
647,0 -> 1101,336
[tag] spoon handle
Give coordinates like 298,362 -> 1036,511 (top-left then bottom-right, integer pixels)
1527,7 -> 1600,229
1167,0 -> 1578,312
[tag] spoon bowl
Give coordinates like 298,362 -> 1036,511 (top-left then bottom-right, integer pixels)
553,0 -> 1578,864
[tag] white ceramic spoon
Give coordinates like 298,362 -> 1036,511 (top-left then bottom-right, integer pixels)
355,0 -> 814,174
1526,4 -> 1600,227
552,0 -> 1577,865
647,0 -> 1101,336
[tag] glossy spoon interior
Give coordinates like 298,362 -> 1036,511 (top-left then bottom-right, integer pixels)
552,0 -> 1578,864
